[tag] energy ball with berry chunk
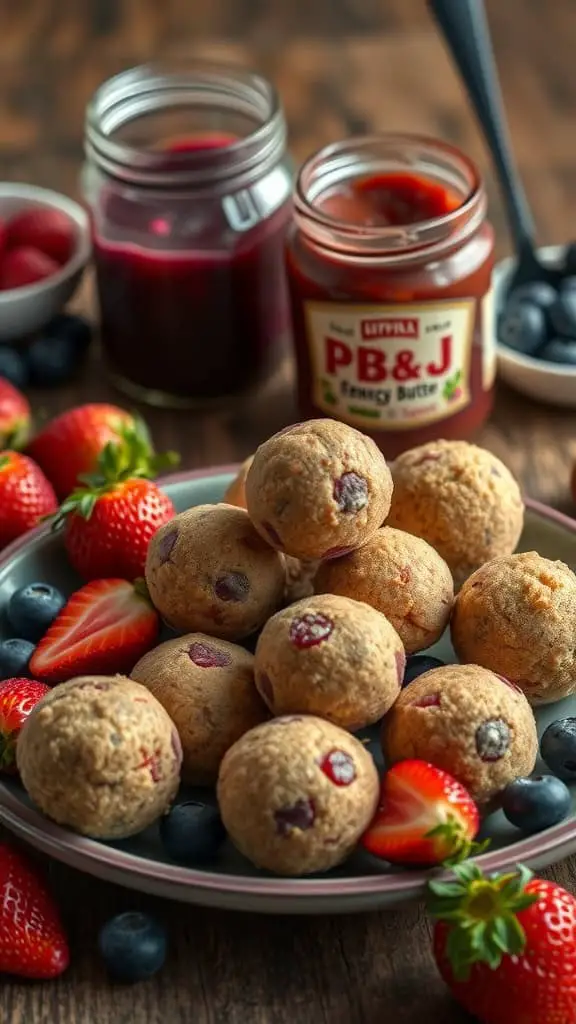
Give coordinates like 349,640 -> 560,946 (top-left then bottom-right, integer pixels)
145,504 -> 285,641
451,551 -> 576,705
131,633 -> 268,786
217,715 -> 379,875
245,419 -> 393,562
387,440 -> 524,589
16,675 -> 182,839
254,593 -> 404,731
382,664 -> 538,806
315,526 -> 453,654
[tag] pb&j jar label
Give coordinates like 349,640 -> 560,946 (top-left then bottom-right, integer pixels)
304,297 -> 481,431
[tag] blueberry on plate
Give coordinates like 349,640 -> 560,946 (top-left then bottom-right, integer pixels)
550,288 -> 576,338
26,332 -> 86,388
507,280 -> 557,311
160,801 -> 226,863
45,313 -> 93,353
98,911 -> 167,983
497,300 -> 547,355
502,774 -> 571,833
0,346 -> 29,389
403,655 -> 444,687
7,582 -> 66,643
0,638 -> 35,680
560,275 -> 576,293
541,717 -> 576,781
538,338 -> 576,366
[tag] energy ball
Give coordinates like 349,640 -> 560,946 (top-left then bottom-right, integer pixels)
131,633 -> 268,785
223,455 -> 253,509
217,715 -> 379,875
16,675 -> 182,839
382,664 -> 538,805
315,526 -> 453,654
387,440 -> 524,589
245,419 -> 393,562
145,504 -> 285,641
254,593 -> 404,730
451,552 -> 576,705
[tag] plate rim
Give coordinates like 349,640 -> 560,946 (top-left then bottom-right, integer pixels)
1,464 -> 576,901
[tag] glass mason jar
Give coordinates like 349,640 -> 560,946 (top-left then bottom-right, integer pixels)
286,134 -> 495,458
83,62 -> 293,407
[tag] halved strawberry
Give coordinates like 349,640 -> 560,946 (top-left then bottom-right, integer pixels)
361,759 -> 482,866
30,579 -> 159,685
0,841 -> 69,979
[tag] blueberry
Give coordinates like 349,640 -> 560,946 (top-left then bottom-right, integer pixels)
508,280 -> 557,310
0,638 -> 35,679
502,775 -> 571,833
560,275 -> 576,294
7,582 -> 66,643
563,243 -> 576,276
45,314 -> 93,352
541,717 -> 576,781
27,333 -> 85,387
550,289 -> 576,338
160,801 -> 226,863
0,346 -> 28,389
538,338 -> 576,366
403,655 -> 444,687
98,911 -> 167,983
497,300 -> 547,355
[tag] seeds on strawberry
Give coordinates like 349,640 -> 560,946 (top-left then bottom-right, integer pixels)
0,677 -> 50,772
0,451 -> 57,550
29,579 -> 159,684
0,841 -> 69,979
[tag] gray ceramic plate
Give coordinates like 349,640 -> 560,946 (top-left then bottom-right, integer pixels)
1,466 -> 576,915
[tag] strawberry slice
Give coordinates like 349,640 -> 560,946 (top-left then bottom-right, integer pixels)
361,759 -> 482,866
0,841 -> 69,979
30,579 -> 159,685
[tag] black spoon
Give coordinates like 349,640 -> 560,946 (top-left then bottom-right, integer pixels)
427,0 -> 561,291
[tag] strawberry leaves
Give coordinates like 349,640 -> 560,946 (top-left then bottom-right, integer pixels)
427,861 -> 538,980
50,416 -> 179,527
425,817 -> 490,866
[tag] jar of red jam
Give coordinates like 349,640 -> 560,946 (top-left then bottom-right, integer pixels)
83,62 -> 293,407
287,134 -> 495,457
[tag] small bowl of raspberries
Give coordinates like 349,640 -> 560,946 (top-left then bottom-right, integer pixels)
0,184 -> 90,342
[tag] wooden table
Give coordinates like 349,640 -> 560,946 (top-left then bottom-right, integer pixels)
3,1 -> 576,1020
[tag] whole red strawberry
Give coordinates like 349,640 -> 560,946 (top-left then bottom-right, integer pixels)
30,578 -> 159,684
0,841 -> 69,978
0,451 -> 57,549
28,402 -> 136,499
52,422 -> 178,581
361,760 -> 482,866
0,247 -> 59,290
428,861 -> 576,1024
0,677 -> 50,772
6,206 -> 75,265
0,378 -> 31,449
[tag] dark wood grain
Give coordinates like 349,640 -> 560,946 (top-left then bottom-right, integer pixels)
2,1 -> 576,1021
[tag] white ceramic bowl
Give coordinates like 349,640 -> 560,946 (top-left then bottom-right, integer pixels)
0,184 -> 91,342
495,244 -> 576,407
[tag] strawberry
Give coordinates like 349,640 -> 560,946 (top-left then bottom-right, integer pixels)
0,677 -> 50,772
0,451 -> 57,549
428,861 -> 576,1024
0,246 -> 60,290
28,402 -> 136,499
51,419 -> 178,581
0,378 -> 30,449
361,760 -> 482,866
0,840 -> 69,978
30,578 -> 159,684
6,206 -> 75,265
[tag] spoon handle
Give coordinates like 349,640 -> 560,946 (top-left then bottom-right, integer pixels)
427,0 -> 534,253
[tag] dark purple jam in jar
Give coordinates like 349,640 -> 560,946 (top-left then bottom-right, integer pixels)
83,63 -> 293,407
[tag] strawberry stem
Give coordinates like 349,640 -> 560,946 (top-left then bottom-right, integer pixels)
50,417 -> 180,528
427,861 -> 539,981
425,816 -> 490,866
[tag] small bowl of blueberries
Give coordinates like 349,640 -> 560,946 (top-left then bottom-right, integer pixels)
496,244 -> 576,407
